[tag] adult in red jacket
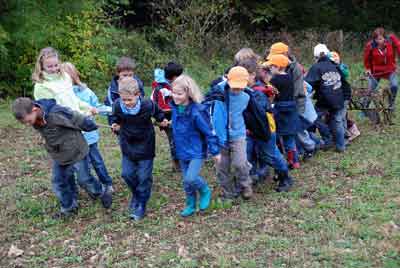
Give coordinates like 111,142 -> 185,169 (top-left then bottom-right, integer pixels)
364,27 -> 400,110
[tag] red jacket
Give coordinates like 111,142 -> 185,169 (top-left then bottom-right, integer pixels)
363,34 -> 400,78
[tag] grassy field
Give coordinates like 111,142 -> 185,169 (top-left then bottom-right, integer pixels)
0,87 -> 399,267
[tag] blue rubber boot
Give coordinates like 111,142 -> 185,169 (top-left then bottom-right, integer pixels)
180,194 -> 197,217
198,184 -> 212,211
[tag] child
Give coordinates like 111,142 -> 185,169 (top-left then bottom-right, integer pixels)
32,47 -> 95,115
62,62 -> 114,193
170,74 -> 221,217
12,98 -> 112,218
296,81 -> 320,159
266,54 -> 301,169
105,56 -> 145,123
266,42 -> 306,115
151,62 -> 184,171
305,44 -> 351,152
234,48 -> 260,65
239,59 -> 294,192
110,77 -> 168,221
211,66 -> 254,200
328,52 -> 360,142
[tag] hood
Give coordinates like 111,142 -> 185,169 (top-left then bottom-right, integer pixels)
35,98 -> 76,121
109,75 -> 119,94
34,99 -> 57,118
154,68 -> 169,84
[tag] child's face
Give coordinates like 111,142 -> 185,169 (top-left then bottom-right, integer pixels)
172,87 -> 190,105
120,93 -> 139,108
375,35 -> 385,47
259,69 -> 271,83
42,56 -> 60,74
118,70 -> 134,80
167,76 -> 178,84
248,72 -> 256,87
20,107 -> 41,126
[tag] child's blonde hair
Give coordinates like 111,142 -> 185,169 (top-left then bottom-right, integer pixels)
62,62 -> 86,88
118,77 -> 140,95
32,47 -> 60,83
234,48 -> 260,65
172,74 -> 203,103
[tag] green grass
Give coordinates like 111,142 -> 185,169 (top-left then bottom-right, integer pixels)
1,82 -> 400,267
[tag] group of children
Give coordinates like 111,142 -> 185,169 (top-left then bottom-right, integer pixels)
12,43 -> 360,220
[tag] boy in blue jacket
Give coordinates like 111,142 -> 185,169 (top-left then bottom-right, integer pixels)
210,66 -> 254,200
239,59 -> 294,192
12,97 -> 112,218
110,77 -> 168,221
305,44 -> 351,152
105,56 -> 145,124
266,54 -> 301,169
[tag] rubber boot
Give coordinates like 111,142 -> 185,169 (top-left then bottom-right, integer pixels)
180,194 -> 197,217
198,184 -> 212,211
287,150 -> 300,169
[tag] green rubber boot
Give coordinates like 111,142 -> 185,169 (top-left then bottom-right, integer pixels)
180,194 -> 197,217
199,184 -> 212,211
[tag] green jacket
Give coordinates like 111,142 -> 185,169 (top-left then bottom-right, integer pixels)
33,72 -> 92,115
34,99 -> 97,165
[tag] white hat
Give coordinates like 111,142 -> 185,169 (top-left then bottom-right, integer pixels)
313,43 -> 330,58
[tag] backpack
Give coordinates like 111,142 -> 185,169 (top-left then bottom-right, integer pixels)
151,81 -> 172,112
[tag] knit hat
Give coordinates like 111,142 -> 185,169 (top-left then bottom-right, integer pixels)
227,66 -> 249,89
267,42 -> 289,59
313,44 -> 330,58
264,54 -> 289,68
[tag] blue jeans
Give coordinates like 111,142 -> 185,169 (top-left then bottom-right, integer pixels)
88,143 -> 112,186
52,162 -> 79,213
316,107 -> 345,151
368,72 -> 398,109
246,136 -> 270,179
121,155 -> 153,208
260,133 -> 288,172
75,156 -> 105,197
179,159 -> 207,196
368,72 -> 398,92
296,130 -> 316,153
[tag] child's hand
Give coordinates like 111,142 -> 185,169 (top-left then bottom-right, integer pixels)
159,119 -> 170,128
213,154 -> 221,165
111,123 -> 120,133
90,107 -> 98,116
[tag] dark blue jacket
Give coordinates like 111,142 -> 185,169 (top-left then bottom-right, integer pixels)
273,101 -> 300,136
243,87 -> 271,141
105,75 -> 145,107
305,56 -> 351,110
171,102 -> 220,160
110,98 -> 165,161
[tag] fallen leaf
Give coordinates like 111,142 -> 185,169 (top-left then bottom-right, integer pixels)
8,245 -> 24,258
